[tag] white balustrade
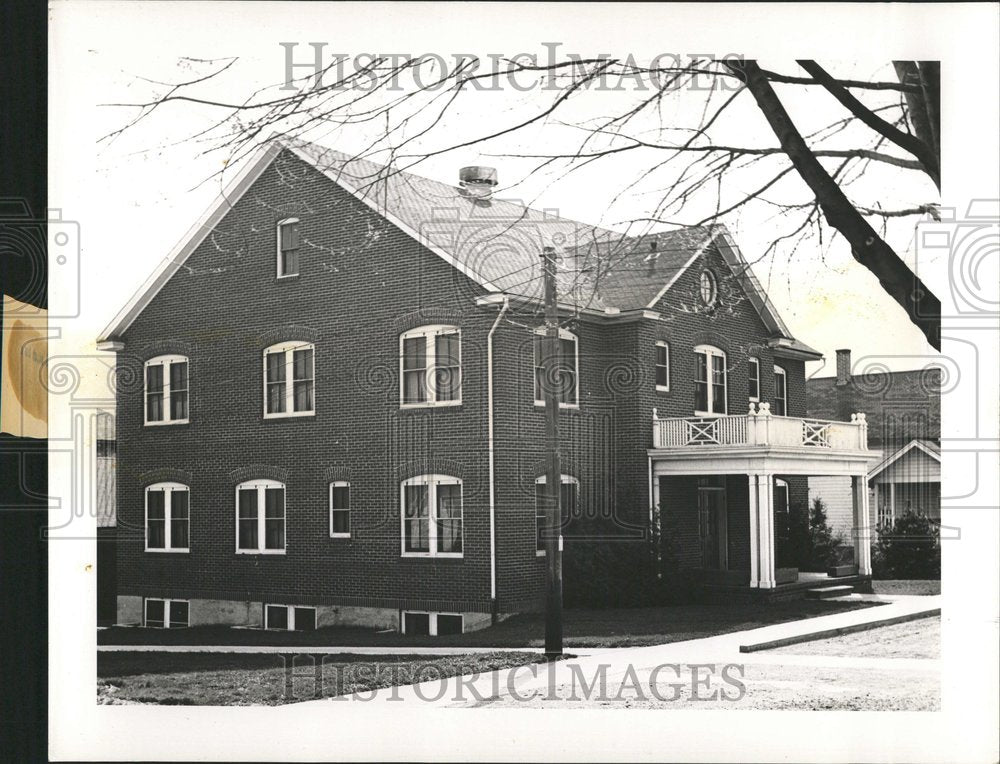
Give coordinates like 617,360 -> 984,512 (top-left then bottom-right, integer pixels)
652,406 -> 869,451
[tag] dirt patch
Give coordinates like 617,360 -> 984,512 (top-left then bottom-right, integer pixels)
772,615 -> 940,659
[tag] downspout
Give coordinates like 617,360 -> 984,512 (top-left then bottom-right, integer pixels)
487,297 -> 510,624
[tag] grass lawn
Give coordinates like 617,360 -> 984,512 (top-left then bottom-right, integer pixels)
872,579 -> 940,595
99,599 -> 879,649
98,651 -> 544,705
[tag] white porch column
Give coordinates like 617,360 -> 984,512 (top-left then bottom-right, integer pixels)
748,475 -> 759,587
853,475 -> 873,575
756,474 -> 776,588
748,474 -> 776,588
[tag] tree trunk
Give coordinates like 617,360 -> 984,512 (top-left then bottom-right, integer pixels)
727,59 -> 941,350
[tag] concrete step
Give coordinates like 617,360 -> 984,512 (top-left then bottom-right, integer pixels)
805,585 -> 855,599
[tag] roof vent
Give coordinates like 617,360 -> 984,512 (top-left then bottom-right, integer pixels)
459,166 -> 498,201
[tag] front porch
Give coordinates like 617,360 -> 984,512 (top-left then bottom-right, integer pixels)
649,404 -> 882,595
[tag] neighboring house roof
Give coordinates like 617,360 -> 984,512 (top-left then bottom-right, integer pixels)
869,438 -> 940,480
806,366 -> 941,446
97,134 -> 815,355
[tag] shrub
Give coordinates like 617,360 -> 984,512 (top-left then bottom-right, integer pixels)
777,497 -> 844,571
873,511 -> 941,579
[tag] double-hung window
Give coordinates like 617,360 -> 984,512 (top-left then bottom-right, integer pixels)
694,345 -> 727,415
263,341 -> 314,417
401,475 -> 463,557
748,357 -> 760,402
329,482 -> 350,537
236,479 -> 286,553
145,482 -> 190,552
533,329 -> 578,406
400,325 -> 461,406
276,218 -> 300,277
773,366 -> 787,416
655,341 -> 670,391
144,355 -> 189,424
535,474 -> 577,553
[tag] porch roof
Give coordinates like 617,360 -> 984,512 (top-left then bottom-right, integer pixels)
648,445 -> 882,477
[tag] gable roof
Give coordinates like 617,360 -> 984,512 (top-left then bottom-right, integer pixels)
868,438 -> 941,480
98,135 -> 811,351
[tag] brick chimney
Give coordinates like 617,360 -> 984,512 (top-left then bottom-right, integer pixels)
835,349 -> 852,386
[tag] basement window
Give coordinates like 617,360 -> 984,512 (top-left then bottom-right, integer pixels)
401,611 -> 464,636
144,598 -> 189,628
265,604 -> 316,631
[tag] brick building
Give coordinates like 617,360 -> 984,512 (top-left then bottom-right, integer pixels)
98,136 -> 880,633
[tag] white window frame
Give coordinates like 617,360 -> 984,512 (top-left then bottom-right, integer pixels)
264,603 -> 316,631
533,327 -> 579,408
143,597 -> 189,628
699,269 -> 718,306
401,610 -> 464,636
276,217 -> 300,278
144,354 -> 189,426
748,357 -> 760,402
535,473 -> 577,556
235,478 -> 287,555
263,341 -> 315,419
144,481 -> 190,553
329,481 -> 351,538
694,344 -> 728,417
400,474 -> 463,558
399,325 -> 462,407
773,365 -> 788,416
655,340 -> 670,392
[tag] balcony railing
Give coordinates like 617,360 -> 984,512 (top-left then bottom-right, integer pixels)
652,402 -> 869,451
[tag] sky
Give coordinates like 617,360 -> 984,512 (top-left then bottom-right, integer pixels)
47,2 -> 996,401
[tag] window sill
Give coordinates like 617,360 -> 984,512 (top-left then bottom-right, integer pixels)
144,420 -> 190,427
329,533 -> 351,539
399,401 -> 463,411
275,273 -> 299,280
235,550 -> 287,555
533,401 -> 580,410
655,385 -> 670,393
693,411 -> 729,418
263,411 -> 316,420
400,554 -> 464,561
144,548 -> 190,554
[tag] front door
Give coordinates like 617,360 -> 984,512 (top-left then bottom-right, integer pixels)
698,482 -> 728,570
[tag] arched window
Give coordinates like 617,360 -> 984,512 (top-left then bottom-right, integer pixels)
144,355 -> 189,424
535,474 -> 578,553
276,218 -> 300,277
401,474 -> 463,557
145,482 -> 190,552
236,479 -> 286,553
694,344 -> 727,415
699,269 -> 718,306
400,325 -> 461,406
748,357 -> 760,402
263,341 -> 315,417
773,365 -> 788,416
533,327 -> 579,406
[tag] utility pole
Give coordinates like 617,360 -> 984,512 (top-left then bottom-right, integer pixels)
540,246 -> 563,658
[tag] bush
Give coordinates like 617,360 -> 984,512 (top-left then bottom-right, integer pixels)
872,511 -> 941,579
777,497 -> 844,572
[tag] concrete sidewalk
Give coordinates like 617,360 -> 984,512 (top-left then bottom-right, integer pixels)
279,594 -> 940,709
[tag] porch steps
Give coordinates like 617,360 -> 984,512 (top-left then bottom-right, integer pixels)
805,584 -> 855,600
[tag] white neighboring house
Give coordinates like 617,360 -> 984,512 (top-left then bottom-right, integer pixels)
806,350 -> 941,540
